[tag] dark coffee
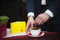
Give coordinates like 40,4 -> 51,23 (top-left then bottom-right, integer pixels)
31,27 -> 39,30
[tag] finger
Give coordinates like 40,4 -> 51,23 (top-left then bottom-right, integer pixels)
36,17 -> 43,25
35,16 -> 42,24
26,23 -> 29,29
39,17 -> 45,25
26,22 -> 30,32
35,16 -> 39,21
37,18 -> 43,25
36,18 -> 40,24
39,19 -> 43,25
31,23 -> 33,28
34,16 -> 39,24
40,20 -> 45,25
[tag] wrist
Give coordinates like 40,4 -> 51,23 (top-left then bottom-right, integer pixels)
27,12 -> 35,17
45,9 -> 54,17
28,16 -> 34,19
43,13 -> 50,18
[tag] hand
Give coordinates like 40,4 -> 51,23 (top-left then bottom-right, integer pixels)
34,13 -> 50,25
26,16 -> 34,32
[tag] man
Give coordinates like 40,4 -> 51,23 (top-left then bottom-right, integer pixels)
26,0 -> 60,32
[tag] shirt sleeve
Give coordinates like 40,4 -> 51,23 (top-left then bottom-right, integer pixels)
27,9 -> 54,17
45,9 -> 54,17
27,12 -> 35,17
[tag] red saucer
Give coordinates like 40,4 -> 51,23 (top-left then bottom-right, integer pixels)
27,32 -> 44,37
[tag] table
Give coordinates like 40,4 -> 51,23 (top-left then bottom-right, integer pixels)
1,31 -> 60,40
0,28 -> 60,40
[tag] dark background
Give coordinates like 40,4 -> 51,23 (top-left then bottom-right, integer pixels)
0,0 -> 27,28
0,0 -> 60,32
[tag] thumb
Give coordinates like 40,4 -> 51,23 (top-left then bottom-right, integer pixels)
31,23 -> 33,28
26,22 -> 29,31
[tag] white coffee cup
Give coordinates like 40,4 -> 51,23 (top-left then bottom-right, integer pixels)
30,28 -> 41,36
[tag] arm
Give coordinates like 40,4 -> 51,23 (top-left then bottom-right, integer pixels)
46,0 -> 59,17
26,0 -> 35,32
27,0 -> 35,13
27,0 -> 35,17
34,0 -> 59,25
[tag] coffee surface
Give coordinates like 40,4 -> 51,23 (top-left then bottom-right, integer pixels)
31,27 -> 39,30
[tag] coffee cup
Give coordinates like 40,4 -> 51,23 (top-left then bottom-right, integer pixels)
30,27 -> 41,36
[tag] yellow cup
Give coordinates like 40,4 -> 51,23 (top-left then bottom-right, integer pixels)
10,21 -> 26,34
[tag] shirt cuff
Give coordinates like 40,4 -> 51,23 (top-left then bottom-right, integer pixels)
45,9 -> 54,17
27,12 -> 35,17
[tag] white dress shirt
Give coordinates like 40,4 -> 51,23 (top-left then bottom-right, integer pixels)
27,0 -> 54,17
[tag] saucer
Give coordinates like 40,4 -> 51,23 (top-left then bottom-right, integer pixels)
27,32 -> 44,37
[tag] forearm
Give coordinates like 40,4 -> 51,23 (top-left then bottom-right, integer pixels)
26,0 -> 35,13
46,0 -> 58,17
